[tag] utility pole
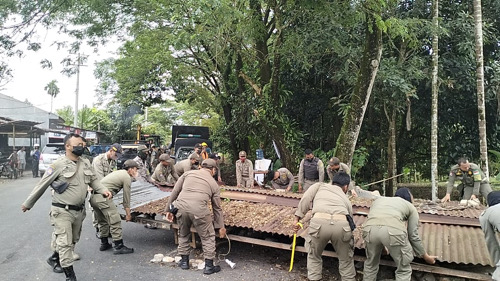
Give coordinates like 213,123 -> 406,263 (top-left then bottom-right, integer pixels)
74,54 -> 86,128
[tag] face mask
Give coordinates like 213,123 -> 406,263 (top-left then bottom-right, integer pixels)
139,151 -> 148,160
72,146 -> 84,156
194,161 -> 200,166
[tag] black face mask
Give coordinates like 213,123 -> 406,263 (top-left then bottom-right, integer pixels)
72,146 -> 84,156
138,151 -> 148,160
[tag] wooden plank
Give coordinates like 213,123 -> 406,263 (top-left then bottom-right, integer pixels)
227,235 -> 491,280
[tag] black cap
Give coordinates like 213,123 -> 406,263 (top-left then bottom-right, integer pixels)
304,148 -> 313,155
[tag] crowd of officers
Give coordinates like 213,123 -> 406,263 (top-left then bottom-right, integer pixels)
18,136 -> 500,281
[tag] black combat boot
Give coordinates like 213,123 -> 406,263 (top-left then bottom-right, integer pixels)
178,255 -> 189,270
113,239 -> 134,254
46,252 -> 63,273
99,237 -> 112,251
203,259 -> 221,275
62,265 -> 77,281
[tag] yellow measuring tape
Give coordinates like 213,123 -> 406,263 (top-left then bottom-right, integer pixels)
289,222 -> 304,272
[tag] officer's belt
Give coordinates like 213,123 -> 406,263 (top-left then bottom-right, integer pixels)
305,178 -> 319,181
313,212 -> 346,221
52,202 -> 84,211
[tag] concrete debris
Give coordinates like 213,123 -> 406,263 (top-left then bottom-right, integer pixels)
162,256 -> 175,263
174,256 -> 182,263
197,261 -> 205,270
150,254 -> 164,263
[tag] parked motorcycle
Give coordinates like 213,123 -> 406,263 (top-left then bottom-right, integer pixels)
0,162 -> 14,179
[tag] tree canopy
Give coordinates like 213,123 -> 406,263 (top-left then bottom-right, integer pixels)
2,0 -> 500,184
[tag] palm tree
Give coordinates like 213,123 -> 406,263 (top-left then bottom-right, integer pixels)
44,80 -> 60,113
473,0 -> 489,179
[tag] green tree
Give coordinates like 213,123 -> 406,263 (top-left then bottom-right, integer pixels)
56,106 -> 74,126
44,79 -> 60,113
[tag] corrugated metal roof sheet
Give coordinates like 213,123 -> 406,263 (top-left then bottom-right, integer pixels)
128,187 -> 493,267
114,181 -> 170,211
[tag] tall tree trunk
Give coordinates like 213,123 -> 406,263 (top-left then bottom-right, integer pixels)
473,0 -> 489,178
335,13 -> 383,166
385,107 -> 397,197
431,0 -> 440,201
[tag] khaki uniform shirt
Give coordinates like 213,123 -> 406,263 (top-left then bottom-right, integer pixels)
152,160 -> 178,184
273,167 -> 294,188
363,197 -> 426,257
92,153 -> 117,180
167,169 -> 224,228
100,170 -> 133,209
174,159 -> 197,178
447,163 -> 487,195
295,182 -> 352,218
327,162 -> 350,182
23,156 -> 108,209
298,158 -> 325,184
236,159 -> 254,185
133,156 -> 152,182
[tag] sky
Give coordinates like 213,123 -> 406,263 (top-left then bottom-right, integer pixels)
2,27 -> 121,113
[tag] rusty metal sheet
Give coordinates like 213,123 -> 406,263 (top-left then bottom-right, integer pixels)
222,200 -> 492,266
351,197 -> 485,219
114,181 -> 170,210
221,186 -> 302,199
129,188 -> 492,267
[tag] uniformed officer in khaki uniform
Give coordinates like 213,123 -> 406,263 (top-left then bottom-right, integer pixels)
441,157 -> 492,204
91,143 -> 122,237
174,153 -> 201,178
133,145 -> 153,183
166,159 -> 226,275
236,151 -> 253,188
479,191 -> 500,280
93,143 -> 122,180
293,172 -> 356,281
298,149 -> 324,192
152,153 -> 178,185
91,160 -> 137,254
327,157 -> 363,197
363,188 -> 436,281
267,167 -> 294,191
21,133 -> 112,281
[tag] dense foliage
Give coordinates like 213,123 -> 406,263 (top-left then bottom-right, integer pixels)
1,0 -> 499,184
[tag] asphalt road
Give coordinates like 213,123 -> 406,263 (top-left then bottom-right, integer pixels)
0,176 -> 318,281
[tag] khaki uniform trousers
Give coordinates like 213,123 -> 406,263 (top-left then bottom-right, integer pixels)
240,177 -> 253,188
49,206 -> 86,267
459,182 -> 492,201
272,182 -> 288,190
89,194 -> 123,241
306,215 -> 356,281
303,179 -> 318,192
176,210 -> 216,260
363,225 -> 414,281
479,206 -> 500,280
